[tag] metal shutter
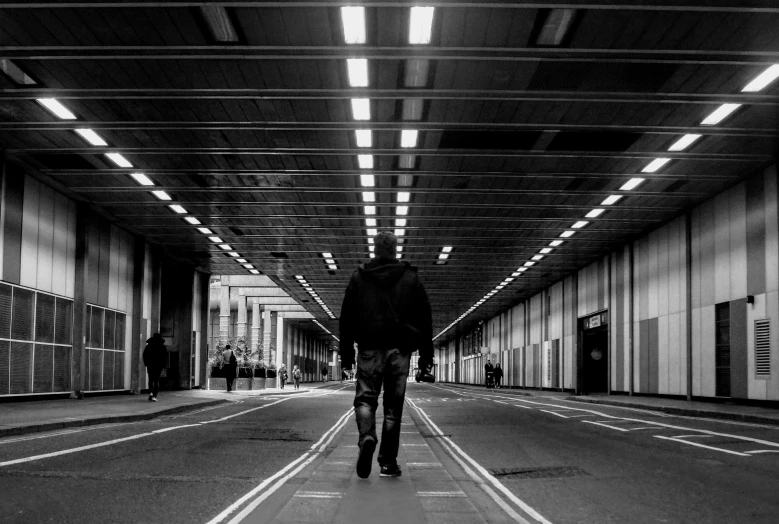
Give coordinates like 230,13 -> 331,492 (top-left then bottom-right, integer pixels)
0,340 -> 9,395
89,307 -> 103,349
115,313 -> 126,351
114,352 -> 124,390
55,298 -> 73,345
89,348 -> 102,390
755,319 -> 771,377
53,346 -> 71,392
35,293 -> 56,343
11,288 -> 34,341
103,350 -> 115,390
103,310 -> 115,350
33,344 -> 54,393
10,341 -> 32,394
0,283 -> 11,339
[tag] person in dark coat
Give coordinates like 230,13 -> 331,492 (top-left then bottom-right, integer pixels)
340,231 -> 434,479
485,360 -> 494,388
222,345 -> 237,392
493,363 -> 504,388
142,333 -> 167,402
322,364 -> 329,382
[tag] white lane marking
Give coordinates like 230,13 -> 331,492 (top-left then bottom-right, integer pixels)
324,461 -> 353,465
582,420 -> 629,432
746,450 -> 779,454
670,434 -> 712,439
626,427 -> 658,431
408,398 -> 552,524
407,462 -> 443,467
565,414 -> 596,418
654,436 -> 751,457
212,408 -> 354,524
0,429 -> 84,444
294,491 -> 342,499
418,491 -> 466,497
539,410 -> 569,419
430,385 -> 779,451
402,443 -> 427,447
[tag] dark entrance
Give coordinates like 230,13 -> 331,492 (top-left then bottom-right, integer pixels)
580,312 -> 609,394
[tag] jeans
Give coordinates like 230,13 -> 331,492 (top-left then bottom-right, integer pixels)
354,347 -> 411,467
148,371 -> 161,397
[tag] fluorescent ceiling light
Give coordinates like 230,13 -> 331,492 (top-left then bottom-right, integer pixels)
396,246 -> 403,252
199,6 -> 239,42
75,129 -> 107,146
295,275 -> 304,280
642,158 -> 671,173
532,255 -> 544,261
368,245 -> 375,252
219,244 -> 232,250
322,252 -> 333,258
130,173 -> 154,186
197,228 -> 213,235
395,218 -> 407,227
396,253 -> 403,259
495,285 -> 505,290
37,98 -> 76,120
701,103 -> 741,126
341,6 -> 366,44
208,236 -> 223,243
366,218 -> 376,227
106,153 -> 133,168
328,264 -> 338,270
358,154 -> 374,169
325,259 -> 335,264
601,195 -> 622,206
585,209 -> 605,218
362,191 -> 375,202
572,221 -> 589,229
442,246 -> 453,253
396,206 -> 409,216
511,272 -> 521,277
536,8 -> 577,46
151,190 -> 171,201
236,259 -> 247,264
620,178 -> 644,191
409,6 -> 435,44
351,98 -> 371,120
400,129 -> 418,148
517,267 -> 528,272
169,205 -> 187,214
347,58 -> 369,87
249,269 -> 260,275
540,248 -> 552,254
0,59 -> 37,85
742,64 -> 779,92
504,277 -> 514,282
394,229 -> 406,236
228,252 -> 240,257
668,134 -> 702,152
360,174 -> 375,187
524,261 -> 536,267
364,205 -> 376,215
184,216 -> 200,225
370,253 -> 375,258
355,129 -> 372,147
243,264 -> 254,269
559,231 -> 575,238
397,192 -> 410,202
367,228 -> 378,236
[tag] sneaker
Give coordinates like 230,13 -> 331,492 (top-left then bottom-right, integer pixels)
379,464 -> 401,477
151,397 -> 158,402
148,394 -> 154,402
356,438 -> 376,479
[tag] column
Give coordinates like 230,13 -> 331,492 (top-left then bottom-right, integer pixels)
219,283 -> 230,344
276,315 -> 285,370
262,309 -> 272,366
270,311 -> 278,364
236,294 -> 247,339
251,303 -> 261,358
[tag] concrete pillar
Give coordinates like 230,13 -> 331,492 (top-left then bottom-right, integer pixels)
276,315 -> 285,371
270,311 -> 278,365
219,284 -> 230,344
251,303 -> 261,358
263,309 -> 272,366
286,322 -> 293,371
236,294 -> 247,339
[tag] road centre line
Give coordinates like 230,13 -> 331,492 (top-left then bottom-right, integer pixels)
582,420 -> 630,432
430,385 -> 779,450
746,450 -> 779,454
539,410 -> 570,419
654,435 -> 751,457
212,407 -> 354,524
407,397 -> 553,524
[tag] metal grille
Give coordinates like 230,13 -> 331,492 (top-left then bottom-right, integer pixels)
89,349 -> 102,391
0,283 -> 11,339
11,288 -> 34,341
89,306 -> 103,349
102,350 -> 115,390
55,298 -> 73,345
53,346 -> 71,392
755,319 -> 771,377
114,352 -> 124,389
35,293 -> 56,344
33,344 -> 54,393
103,310 -> 115,350
10,341 -> 32,394
0,340 -> 9,395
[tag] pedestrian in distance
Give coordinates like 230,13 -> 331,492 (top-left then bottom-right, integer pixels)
222,345 -> 237,392
485,359 -> 494,388
322,364 -> 329,382
494,363 -> 503,388
142,333 -> 167,402
278,364 -> 288,389
340,231 -> 434,479
292,365 -> 302,389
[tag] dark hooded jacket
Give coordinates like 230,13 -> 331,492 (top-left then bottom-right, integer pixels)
339,258 -> 433,369
143,334 -> 167,374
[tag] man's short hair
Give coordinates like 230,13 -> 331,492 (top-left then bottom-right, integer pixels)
374,231 -> 397,259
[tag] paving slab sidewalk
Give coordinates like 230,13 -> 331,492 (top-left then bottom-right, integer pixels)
440,382 -> 779,426
0,382 -> 335,438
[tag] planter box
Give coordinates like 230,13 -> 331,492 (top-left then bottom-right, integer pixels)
235,378 -> 253,390
266,378 -> 277,389
208,377 -> 226,390
254,377 -> 266,390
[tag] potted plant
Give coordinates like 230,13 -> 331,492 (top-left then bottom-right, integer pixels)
255,361 -> 266,389
207,341 -> 228,390
266,363 -> 277,389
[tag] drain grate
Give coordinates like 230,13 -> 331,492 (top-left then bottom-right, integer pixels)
489,466 -> 589,480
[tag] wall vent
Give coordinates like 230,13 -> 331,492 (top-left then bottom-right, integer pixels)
755,319 -> 771,377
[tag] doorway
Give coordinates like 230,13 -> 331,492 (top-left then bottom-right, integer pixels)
582,326 -> 608,394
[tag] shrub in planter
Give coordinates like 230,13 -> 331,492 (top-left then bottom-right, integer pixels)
210,365 -> 224,378
266,365 -> 277,379
238,366 -> 254,379
255,364 -> 266,378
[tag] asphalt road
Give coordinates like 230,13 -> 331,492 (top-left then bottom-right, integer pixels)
1,382 -> 778,523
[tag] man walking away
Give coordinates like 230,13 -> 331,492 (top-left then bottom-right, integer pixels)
143,333 -> 167,402
279,364 -> 288,389
494,363 -> 503,388
292,365 -> 302,389
340,231 -> 434,479
484,359 -> 494,388
322,365 -> 329,382
222,345 -> 237,392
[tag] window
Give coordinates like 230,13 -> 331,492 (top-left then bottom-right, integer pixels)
0,282 -> 73,395
85,304 -> 127,391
